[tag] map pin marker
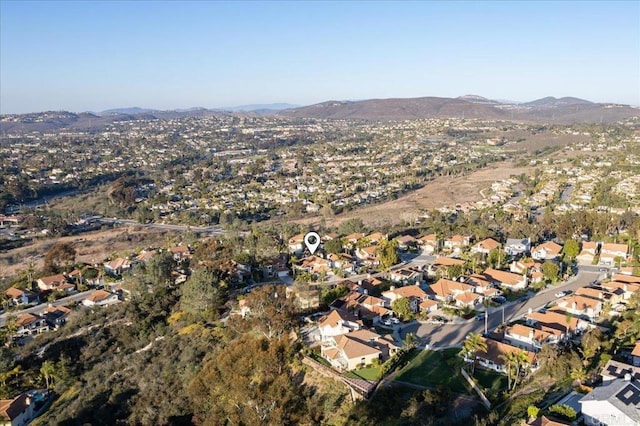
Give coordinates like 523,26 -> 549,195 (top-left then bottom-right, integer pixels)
304,232 -> 321,255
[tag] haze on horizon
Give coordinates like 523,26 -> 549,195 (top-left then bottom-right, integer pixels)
1,1 -> 638,114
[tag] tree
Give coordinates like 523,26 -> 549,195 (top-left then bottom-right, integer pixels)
570,367 -> 588,385
189,335 -> 306,425
392,298 -> 413,321
338,218 -> 365,235
243,285 -> 297,340
40,360 -> 56,389
462,333 -> 487,374
43,242 -> 76,273
487,248 -> 506,269
146,251 -> 176,287
180,268 -> 225,320
562,239 -> 580,261
580,328 -> 603,363
324,238 -> 344,255
541,260 -> 559,282
527,405 -> 540,421
377,239 -> 400,271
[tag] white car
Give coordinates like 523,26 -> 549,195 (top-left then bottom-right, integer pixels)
382,319 -> 392,326
555,291 -> 567,298
391,317 -> 400,324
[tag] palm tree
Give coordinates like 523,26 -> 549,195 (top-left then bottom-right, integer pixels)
511,350 -> 530,390
40,360 -> 56,389
462,333 -> 487,374
499,352 -> 517,391
570,367 -> 588,385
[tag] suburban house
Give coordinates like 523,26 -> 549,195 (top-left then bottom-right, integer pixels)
575,286 -> 622,306
296,256 -> 331,275
14,313 -> 49,338
82,290 -> 119,307
381,285 -> 428,312
4,287 -> 39,306
470,238 -> 501,255
599,243 -> 629,267
343,233 -> 365,249
556,295 -> 603,321
599,280 -> 640,301
355,246 -> 379,266
576,241 -> 599,265
510,259 -> 542,275
504,324 -> 562,352
531,241 -> 563,261
443,235 -> 471,254
0,392 -> 38,426
43,305 -> 72,329
418,234 -> 439,254
483,268 -> 527,290
601,359 -> 640,383
321,329 -> 398,371
580,378 -> 640,426
287,233 -> 305,253
429,257 -> 465,277
427,278 -> 476,304
466,274 -> 498,295
332,291 -> 391,323
365,232 -> 386,244
169,245 -> 192,261
36,274 -> 75,293
103,258 -> 131,276
527,415 -> 570,426
317,309 -> 362,342
389,268 -> 423,285
472,338 -> 538,374
419,299 -> 439,313
356,277 -> 385,295
135,250 -> 156,263
632,341 -> 640,367
396,235 -> 418,250
454,292 -> 483,308
504,237 -> 531,257
524,309 -> 589,336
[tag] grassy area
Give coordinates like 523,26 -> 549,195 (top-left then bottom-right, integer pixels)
345,366 -> 382,381
308,350 -> 332,368
473,367 -> 508,392
394,349 -> 469,394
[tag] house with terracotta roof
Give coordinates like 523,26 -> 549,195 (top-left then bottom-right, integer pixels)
169,245 -> 192,261
103,258 -> 131,276
576,241 -> 599,265
331,291 -> 391,324
14,313 -> 49,338
357,277 -> 385,295
317,309 -> 362,342
82,290 -> 119,307
296,255 -> 332,275
465,274 -> 497,295
428,256 -> 466,277
396,235 -> 418,250
472,338 -> 538,374
575,286 -> 622,306
355,246 -> 379,266
524,309 -> 589,336
135,250 -> 156,263
531,241 -> 563,261
36,274 -> 75,293
599,280 -> 640,301
343,233 -> 365,248
557,295 -> 603,320
389,268 -> 423,285
427,278 -> 476,304
4,287 -> 39,306
419,299 -> 439,313
288,233 -> 305,253
382,285 -> 428,312
599,243 -> 629,266
43,305 -> 72,328
321,329 -> 398,371
365,232 -> 386,244
504,323 -> 562,352
483,268 -> 527,290
471,238 -> 501,255
444,235 -> 471,255
418,233 -> 439,254
527,415 -> 570,426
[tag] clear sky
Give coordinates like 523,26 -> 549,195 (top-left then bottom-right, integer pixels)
1,1 -> 639,113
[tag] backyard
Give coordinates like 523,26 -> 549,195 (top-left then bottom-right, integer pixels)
394,349 -> 470,394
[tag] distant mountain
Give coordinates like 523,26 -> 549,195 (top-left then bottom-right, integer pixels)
280,95 -> 637,123
522,97 -> 594,107
222,103 -> 300,112
100,107 -> 160,115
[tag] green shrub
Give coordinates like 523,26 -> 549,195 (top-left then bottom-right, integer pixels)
548,404 -> 577,420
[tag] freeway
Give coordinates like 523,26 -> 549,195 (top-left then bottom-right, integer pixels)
0,290 -> 93,327
398,268 -> 602,349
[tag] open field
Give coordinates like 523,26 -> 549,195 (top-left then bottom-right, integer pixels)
394,349 -> 469,394
298,161 -> 534,228
0,226 -> 176,278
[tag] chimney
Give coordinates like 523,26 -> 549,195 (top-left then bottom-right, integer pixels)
624,373 -> 632,382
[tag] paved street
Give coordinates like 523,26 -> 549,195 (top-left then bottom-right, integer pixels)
0,290 -> 93,327
398,269 -> 601,348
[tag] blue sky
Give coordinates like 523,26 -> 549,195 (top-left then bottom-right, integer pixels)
1,1 -> 639,113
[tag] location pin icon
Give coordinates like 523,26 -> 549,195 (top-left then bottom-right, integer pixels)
304,232 -> 321,255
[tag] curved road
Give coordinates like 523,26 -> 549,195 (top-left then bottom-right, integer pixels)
398,267 -> 603,348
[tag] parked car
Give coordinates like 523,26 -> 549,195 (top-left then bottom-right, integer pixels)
382,319 -> 393,326
476,313 -> 486,321
391,317 -> 400,324
492,296 -> 507,304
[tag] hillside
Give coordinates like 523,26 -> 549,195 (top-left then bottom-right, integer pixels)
280,96 -> 638,123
